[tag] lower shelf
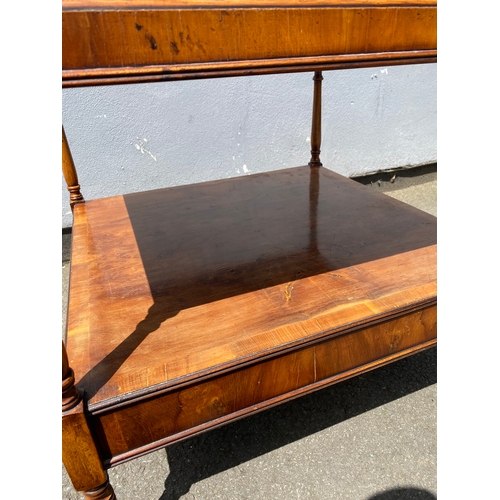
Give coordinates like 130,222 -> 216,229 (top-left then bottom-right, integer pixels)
65,165 -> 436,465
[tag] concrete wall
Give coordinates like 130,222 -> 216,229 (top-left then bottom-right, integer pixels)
62,63 -> 436,228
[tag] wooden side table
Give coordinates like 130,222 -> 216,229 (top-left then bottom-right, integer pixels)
62,2 -> 437,498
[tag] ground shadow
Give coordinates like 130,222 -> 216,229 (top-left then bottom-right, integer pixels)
158,346 -> 436,499
368,487 -> 436,499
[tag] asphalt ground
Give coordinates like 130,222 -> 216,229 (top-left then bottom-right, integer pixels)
62,165 -> 437,500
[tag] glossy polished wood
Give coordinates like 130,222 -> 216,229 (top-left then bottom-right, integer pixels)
63,1 -> 437,495
309,71 -> 323,167
62,398 -> 111,494
66,166 -> 436,408
62,341 -> 81,411
83,480 -> 117,500
62,127 -> 84,207
96,306 -> 435,467
65,165 -> 436,468
62,0 -> 436,86
64,0 -> 437,6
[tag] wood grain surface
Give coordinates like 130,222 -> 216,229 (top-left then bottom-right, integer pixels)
62,399 -> 109,491
63,1 -> 438,493
309,71 -> 323,167
62,1 -> 436,86
87,303 -> 435,466
63,0 -> 437,7
66,166 -> 436,415
62,127 -> 84,207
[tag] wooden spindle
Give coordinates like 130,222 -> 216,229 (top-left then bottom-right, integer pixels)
63,340 -> 116,497
62,341 -> 81,411
62,126 -> 85,208
308,71 -> 323,168
83,479 -> 117,500
63,129 -> 112,496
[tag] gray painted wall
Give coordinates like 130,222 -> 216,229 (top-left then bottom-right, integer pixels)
62,63 -> 436,228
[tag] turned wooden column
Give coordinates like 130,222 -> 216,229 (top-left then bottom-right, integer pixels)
62,341 -> 81,412
63,126 -> 113,498
82,481 -> 117,500
62,126 -> 85,208
62,343 -> 117,499
308,71 -> 322,254
308,71 -> 323,168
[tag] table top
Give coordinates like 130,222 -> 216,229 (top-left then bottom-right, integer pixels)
62,0 -> 437,86
66,166 -> 436,412
63,0 -> 436,8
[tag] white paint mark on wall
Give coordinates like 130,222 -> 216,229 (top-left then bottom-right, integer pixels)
134,137 -> 157,161
306,136 -> 311,143
380,68 -> 388,75
96,114 -> 107,118
242,164 -> 250,173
